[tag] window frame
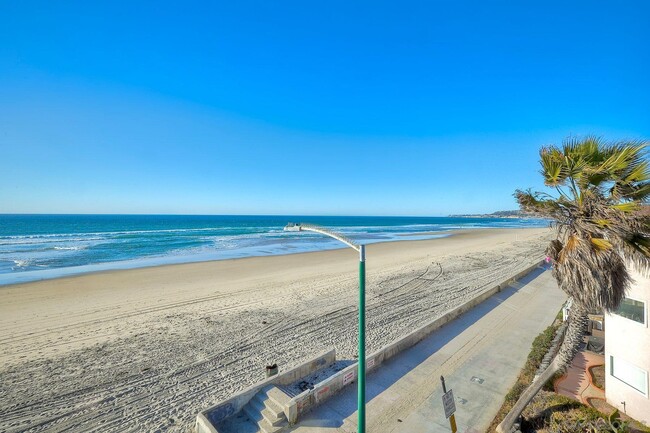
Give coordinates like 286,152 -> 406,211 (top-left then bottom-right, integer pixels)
610,355 -> 649,397
613,297 -> 647,327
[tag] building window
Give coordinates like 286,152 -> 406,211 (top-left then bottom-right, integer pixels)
610,355 -> 648,396
588,316 -> 604,332
614,298 -> 646,325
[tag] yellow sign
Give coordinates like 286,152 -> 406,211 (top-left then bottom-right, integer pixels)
449,414 -> 457,433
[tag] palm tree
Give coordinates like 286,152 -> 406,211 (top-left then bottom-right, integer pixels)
496,137 -> 650,433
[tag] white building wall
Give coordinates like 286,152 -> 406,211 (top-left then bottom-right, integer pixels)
605,265 -> 650,426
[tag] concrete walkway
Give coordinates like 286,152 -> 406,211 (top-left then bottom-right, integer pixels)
288,267 -> 566,433
555,350 -> 605,405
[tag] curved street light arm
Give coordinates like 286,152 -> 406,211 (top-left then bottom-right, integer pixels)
284,223 -> 361,253
283,221 -> 366,432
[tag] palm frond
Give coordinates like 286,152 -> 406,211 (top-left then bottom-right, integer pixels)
612,202 -> 641,213
540,147 -> 568,187
615,234 -> 650,277
623,160 -> 649,183
625,181 -> 650,202
600,143 -> 643,175
551,237 -> 631,311
591,237 -> 612,252
514,189 -> 563,219
522,136 -> 650,312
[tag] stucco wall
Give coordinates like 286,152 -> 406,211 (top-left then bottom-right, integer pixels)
605,265 -> 650,426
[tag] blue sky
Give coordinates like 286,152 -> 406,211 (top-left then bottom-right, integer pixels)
1,1 -> 648,216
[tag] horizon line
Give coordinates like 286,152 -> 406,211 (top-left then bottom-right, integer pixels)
0,212 -> 520,218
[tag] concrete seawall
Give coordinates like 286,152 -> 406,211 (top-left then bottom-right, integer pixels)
196,350 -> 335,433
285,259 -> 545,423
196,259 -> 545,431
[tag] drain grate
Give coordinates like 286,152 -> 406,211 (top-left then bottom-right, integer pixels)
470,376 -> 484,384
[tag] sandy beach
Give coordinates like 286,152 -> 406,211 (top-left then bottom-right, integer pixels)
0,227 -> 551,433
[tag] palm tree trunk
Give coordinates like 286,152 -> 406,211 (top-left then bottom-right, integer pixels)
496,303 -> 589,433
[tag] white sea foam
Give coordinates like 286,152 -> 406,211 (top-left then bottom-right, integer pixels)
12,260 -> 30,269
0,236 -> 106,246
0,216 -> 548,286
0,228 -> 238,245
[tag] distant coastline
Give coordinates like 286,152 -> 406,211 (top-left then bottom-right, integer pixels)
448,210 -> 524,219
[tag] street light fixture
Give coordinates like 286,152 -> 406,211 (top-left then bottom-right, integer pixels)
284,222 -> 366,433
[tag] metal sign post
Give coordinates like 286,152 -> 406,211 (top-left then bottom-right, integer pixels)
440,376 -> 457,433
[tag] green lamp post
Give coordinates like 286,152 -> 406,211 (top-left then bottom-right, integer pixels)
284,223 -> 366,433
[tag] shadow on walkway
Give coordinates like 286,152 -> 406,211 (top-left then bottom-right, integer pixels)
555,349 -> 605,405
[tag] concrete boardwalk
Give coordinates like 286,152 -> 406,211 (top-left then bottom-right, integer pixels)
288,267 -> 566,433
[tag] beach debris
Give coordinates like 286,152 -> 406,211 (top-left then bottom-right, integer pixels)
265,363 -> 278,377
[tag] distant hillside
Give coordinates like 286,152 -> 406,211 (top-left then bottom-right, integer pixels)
452,206 -> 649,219
449,210 -> 523,218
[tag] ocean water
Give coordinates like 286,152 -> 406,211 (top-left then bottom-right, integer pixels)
0,214 -> 548,285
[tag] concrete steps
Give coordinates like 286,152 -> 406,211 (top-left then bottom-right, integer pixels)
213,413 -> 259,433
241,385 -> 290,433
